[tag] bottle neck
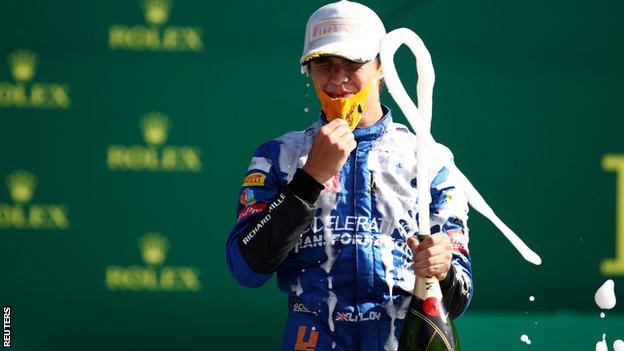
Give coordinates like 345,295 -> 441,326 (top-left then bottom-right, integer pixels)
413,275 -> 443,300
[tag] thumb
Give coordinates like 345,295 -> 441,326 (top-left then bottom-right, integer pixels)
407,236 -> 419,253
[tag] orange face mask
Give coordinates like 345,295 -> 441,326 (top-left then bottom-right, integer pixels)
313,69 -> 381,131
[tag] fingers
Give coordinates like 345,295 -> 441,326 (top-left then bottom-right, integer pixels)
337,130 -> 356,151
418,233 -> 451,250
411,233 -> 453,280
412,252 -> 452,270
413,235 -> 450,259
320,120 -> 355,154
413,244 -> 451,264
303,118 -> 356,184
324,118 -> 350,134
319,119 -> 353,143
333,124 -> 353,141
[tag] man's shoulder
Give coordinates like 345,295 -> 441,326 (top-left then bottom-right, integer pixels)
258,121 -> 320,149
250,121 -> 319,165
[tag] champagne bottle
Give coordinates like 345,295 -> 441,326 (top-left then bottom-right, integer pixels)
398,243 -> 460,350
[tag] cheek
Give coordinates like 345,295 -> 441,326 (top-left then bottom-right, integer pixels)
310,75 -> 327,89
351,73 -> 375,91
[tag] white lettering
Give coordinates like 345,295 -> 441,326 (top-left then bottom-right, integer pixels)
241,192 -> 287,245
356,216 -> 368,231
344,216 -> 355,231
2,306 -> 10,347
303,215 -> 386,235
335,311 -> 382,322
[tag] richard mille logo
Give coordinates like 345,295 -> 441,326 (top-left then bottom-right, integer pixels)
108,0 -> 204,52
107,111 -> 203,172
0,49 -> 71,109
0,170 -> 69,230
105,232 -> 202,292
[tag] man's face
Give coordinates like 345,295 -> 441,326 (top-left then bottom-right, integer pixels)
308,56 -> 380,98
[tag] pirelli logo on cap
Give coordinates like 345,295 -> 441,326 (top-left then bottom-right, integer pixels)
242,172 -> 266,187
310,17 -> 364,43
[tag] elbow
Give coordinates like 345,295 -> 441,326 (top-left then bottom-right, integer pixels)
226,242 -> 272,288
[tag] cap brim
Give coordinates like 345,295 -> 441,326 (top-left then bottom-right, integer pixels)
300,40 -> 379,66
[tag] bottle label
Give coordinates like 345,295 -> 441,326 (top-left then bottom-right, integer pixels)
414,275 -> 443,300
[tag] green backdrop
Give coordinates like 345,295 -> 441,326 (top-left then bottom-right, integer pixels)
1,0 -> 623,350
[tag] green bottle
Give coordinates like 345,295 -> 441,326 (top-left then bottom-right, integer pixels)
398,273 -> 460,350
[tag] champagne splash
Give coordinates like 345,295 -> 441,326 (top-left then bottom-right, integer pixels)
379,28 -> 542,266
290,277 -> 303,296
596,334 -> 608,351
326,291 -> 338,332
595,279 -> 617,310
520,334 -> 532,345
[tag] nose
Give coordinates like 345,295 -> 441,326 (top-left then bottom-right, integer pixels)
329,62 -> 349,85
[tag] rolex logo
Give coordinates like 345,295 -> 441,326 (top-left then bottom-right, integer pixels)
139,112 -> 171,146
6,170 -> 37,203
107,111 -> 203,173
0,169 -> 69,230
8,49 -> 38,82
138,232 -> 170,265
106,232 -> 202,292
141,0 -> 172,26
108,0 -> 203,52
0,48 -> 71,109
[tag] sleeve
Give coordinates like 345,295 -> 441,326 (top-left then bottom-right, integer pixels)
225,142 -> 324,288
429,145 -> 473,319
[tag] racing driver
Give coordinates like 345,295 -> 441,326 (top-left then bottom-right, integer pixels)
225,1 -> 473,350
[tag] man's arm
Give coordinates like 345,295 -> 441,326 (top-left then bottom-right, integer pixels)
226,118 -> 355,288
225,143 -> 323,288
235,168 -> 323,274
429,162 -> 473,319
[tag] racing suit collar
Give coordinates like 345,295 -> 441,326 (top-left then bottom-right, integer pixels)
319,104 -> 392,142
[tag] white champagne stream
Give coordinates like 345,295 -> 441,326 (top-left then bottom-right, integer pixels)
595,279 -> 617,309
379,28 -> 542,265
596,334 -> 608,351
384,300 -> 399,351
327,291 -> 338,332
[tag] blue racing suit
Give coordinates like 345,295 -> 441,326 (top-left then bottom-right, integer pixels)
226,106 -> 473,351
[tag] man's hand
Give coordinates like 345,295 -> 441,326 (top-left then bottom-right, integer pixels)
407,233 -> 453,281
302,118 -> 357,184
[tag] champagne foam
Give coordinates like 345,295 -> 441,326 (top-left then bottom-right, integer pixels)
595,280 -> 617,310
520,334 -> 532,345
596,334 -> 608,351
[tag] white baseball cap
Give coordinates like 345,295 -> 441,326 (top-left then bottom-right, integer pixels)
300,1 -> 386,69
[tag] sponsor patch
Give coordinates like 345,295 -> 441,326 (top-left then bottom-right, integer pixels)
240,188 -> 256,206
310,18 -> 365,43
237,203 -> 266,222
294,325 -> 319,351
243,172 -> 266,187
292,302 -> 317,316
